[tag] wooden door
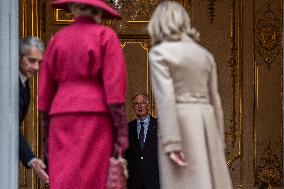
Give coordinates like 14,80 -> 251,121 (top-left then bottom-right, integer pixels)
19,0 -> 283,188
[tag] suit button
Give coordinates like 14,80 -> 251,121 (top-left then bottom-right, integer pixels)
140,156 -> 144,160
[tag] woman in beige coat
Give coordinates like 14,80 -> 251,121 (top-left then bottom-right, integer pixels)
147,1 -> 233,189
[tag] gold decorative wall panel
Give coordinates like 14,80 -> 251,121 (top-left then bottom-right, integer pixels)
256,140 -> 282,185
254,0 -> 283,187
107,0 -> 161,22
189,0 -> 244,186
19,0 -> 283,188
19,0 -> 43,188
53,9 -> 74,24
256,4 -> 282,68
121,40 -> 152,121
201,0 -> 219,24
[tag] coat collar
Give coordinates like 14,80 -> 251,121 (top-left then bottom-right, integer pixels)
19,71 -> 28,87
73,16 -> 97,24
180,33 -> 194,43
136,114 -> 150,125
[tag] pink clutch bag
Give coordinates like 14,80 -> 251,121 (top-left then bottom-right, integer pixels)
106,156 -> 128,189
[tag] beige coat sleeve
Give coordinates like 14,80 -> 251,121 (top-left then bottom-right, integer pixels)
149,48 -> 182,154
208,55 -> 225,143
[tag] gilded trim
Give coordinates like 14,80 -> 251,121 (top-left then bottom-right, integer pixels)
254,1 -> 283,187
19,0 -> 28,187
121,40 -> 150,94
110,0 -> 160,23
201,0 -> 218,24
253,1 -> 257,187
32,1 -> 40,188
120,40 -> 155,114
256,4 -> 281,68
20,0 -> 27,37
226,2 -> 243,187
53,9 -> 74,24
256,140 -> 282,185
127,20 -> 149,23
237,0 -> 244,186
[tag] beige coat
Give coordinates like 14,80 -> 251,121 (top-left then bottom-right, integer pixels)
149,35 -> 233,189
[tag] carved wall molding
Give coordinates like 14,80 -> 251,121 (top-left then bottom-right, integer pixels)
225,3 -> 243,187
106,0 -> 160,22
254,1 -> 283,187
53,9 -> 74,24
256,3 -> 281,69
201,0 -> 218,24
106,0 -> 161,33
121,40 -> 150,50
226,0 -> 238,149
40,184 -> 48,189
118,39 -> 157,117
19,0 -> 42,188
51,0 -> 161,34
256,140 -> 282,186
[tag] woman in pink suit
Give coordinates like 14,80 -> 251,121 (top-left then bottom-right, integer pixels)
38,0 -> 128,188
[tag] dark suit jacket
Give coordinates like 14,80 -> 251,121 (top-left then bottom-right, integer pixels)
19,80 -> 35,167
126,115 -> 160,189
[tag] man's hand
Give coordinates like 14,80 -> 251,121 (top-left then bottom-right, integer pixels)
30,158 -> 49,183
168,151 -> 188,167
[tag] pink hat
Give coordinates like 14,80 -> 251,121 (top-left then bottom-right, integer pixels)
51,0 -> 122,19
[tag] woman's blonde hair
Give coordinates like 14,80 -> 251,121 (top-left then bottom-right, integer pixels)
68,3 -> 102,23
147,1 -> 200,46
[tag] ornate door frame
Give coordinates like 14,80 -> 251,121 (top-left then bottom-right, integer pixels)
19,0 -> 44,188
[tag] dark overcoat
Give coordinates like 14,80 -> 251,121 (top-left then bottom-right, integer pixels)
19,80 -> 35,167
126,116 -> 160,189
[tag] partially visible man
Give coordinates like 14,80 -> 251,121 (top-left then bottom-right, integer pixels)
19,36 -> 49,183
126,93 -> 159,189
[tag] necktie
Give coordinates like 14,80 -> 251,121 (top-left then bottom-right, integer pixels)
139,121 -> 145,149
23,81 -> 30,105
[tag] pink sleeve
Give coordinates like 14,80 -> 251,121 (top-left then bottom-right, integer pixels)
38,38 -> 57,112
102,30 -> 127,105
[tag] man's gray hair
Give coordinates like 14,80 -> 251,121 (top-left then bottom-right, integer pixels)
19,36 -> 45,59
132,93 -> 151,104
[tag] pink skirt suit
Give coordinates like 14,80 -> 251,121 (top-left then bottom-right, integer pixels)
38,16 -> 127,189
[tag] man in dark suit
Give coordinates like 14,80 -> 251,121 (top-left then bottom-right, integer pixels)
126,93 -> 159,189
19,36 -> 49,183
